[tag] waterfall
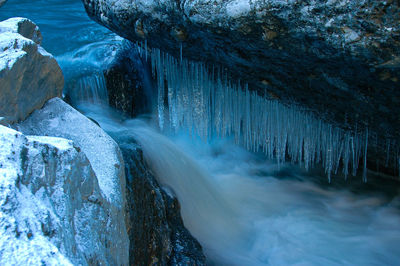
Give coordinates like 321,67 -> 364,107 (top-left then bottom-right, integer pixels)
56,35 -> 400,265
129,121 -> 254,265
79,103 -> 400,266
66,72 -> 109,105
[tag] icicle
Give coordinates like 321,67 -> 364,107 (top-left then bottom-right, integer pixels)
397,155 -> 400,177
362,128 -> 368,183
385,139 -> 390,168
180,43 -> 183,64
145,39 -> 148,61
149,47 -> 396,181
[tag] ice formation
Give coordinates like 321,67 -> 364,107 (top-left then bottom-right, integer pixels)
130,42 -> 400,180
145,47 -> 378,181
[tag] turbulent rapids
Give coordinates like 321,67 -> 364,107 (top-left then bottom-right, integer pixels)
81,103 -> 400,266
76,44 -> 400,264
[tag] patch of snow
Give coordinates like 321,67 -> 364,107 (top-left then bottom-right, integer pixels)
325,18 -> 334,27
226,0 -> 251,18
37,45 -> 52,57
0,125 -> 76,265
343,28 -> 360,43
27,135 -> 74,151
0,32 -> 31,70
16,99 -> 129,265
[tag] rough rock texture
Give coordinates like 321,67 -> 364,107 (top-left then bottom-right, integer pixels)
103,44 -> 206,263
0,125 -> 117,265
82,0 -> 400,138
104,42 -> 155,117
0,18 -> 63,123
115,133 -> 206,265
16,98 -> 129,265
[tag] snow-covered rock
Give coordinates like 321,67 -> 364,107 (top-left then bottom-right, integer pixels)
0,125 -> 119,265
16,97 -> 129,265
0,18 -> 63,123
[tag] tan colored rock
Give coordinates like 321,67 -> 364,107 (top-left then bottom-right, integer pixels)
0,18 -> 63,124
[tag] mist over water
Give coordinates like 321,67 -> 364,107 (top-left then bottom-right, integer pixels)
2,1 -> 400,265
81,103 -> 400,266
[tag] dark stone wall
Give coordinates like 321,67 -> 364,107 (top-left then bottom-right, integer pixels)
116,134 -> 206,265
104,42 -> 155,117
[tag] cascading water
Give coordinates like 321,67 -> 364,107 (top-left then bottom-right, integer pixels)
2,1 -> 400,265
67,72 -> 109,105
78,103 -> 400,265
0,0 -> 122,102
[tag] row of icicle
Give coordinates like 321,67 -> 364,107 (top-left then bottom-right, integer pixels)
137,43 -> 399,181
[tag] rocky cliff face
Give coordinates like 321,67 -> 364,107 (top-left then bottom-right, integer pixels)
0,18 -> 63,124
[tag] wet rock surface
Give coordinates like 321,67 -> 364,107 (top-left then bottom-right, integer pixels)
103,43 -> 207,263
104,42 -> 155,117
115,133 -> 206,265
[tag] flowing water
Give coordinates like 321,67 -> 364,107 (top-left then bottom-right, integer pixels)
81,103 -> 400,266
2,1 -> 400,265
0,0 -> 121,102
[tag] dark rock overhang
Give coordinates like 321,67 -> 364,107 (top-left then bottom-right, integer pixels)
82,0 -> 400,176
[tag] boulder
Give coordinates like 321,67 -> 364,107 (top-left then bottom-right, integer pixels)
0,18 -> 63,123
0,0 -> 6,8
103,41 -> 155,117
0,125 -> 112,265
16,98 -> 129,265
116,134 -> 206,265
82,0 -> 400,140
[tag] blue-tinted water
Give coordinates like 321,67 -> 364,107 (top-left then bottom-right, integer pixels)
0,0 -> 121,81
1,1 -> 400,265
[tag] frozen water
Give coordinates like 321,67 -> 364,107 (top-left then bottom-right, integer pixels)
149,47 -> 372,180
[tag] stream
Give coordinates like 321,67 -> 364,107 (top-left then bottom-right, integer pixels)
1,1 -> 400,265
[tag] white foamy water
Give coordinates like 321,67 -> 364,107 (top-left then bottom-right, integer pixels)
81,103 -> 400,266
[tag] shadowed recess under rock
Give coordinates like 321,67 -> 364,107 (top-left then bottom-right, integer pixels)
145,45 -> 399,181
